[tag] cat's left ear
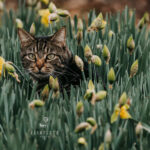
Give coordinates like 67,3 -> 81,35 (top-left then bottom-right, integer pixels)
51,27 -> 66,47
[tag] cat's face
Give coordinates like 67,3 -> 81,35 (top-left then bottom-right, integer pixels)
18,27 -> 72,80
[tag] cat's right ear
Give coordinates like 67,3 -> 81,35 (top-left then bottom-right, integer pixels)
17,28 -> 35,47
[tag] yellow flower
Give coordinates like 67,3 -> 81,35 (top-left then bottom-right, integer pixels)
111,104 -> 131,123
0,56 -> 5,76
38,9 -> 50,27
120,105 -> 132,119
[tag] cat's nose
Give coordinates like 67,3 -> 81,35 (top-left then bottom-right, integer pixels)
36,59 -> 44,70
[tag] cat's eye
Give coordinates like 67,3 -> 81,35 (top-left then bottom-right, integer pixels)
28,53 -> 36,60
47,54 -> 55,60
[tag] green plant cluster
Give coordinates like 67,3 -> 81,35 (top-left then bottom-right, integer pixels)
0,1 -> 150,150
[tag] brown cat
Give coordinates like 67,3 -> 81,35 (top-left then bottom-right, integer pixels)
18,27 -> 88,92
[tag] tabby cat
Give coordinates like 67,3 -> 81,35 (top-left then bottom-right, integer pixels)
18,27 -> 88,92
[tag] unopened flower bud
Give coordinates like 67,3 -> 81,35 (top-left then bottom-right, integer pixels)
16,18 -> 23,28
78,137 -> 87,146
29,99 -> 45,109
52,90 -> 60,99
30,22 -> 36,35
77,18 -> 83,31
49,76 -> 55,88
52,77 -> 59,91
76,30 -> 83,45
108,30 -> 115,38
105,129 -> 112,143
119,92 -> 127,106
96,44 -> 103,49
4,63 -> 15,73
143,12 -> 149,23
138,17 -> 145,30
48,2 -> 57,13
94,91 -> 107,101
88,80 -> 95,90
35,2 -> 42,10
84,89 -> 94,101
91,55 -> 102,66
76,101 -> 84,117
57,9 -> 70,17
27,0 -> 37,6
135,122 -> 143,135
84,44 -> 93,63
75,55 -> 84,72
86,117 -> 96,126
108,67 -> 115,89
75,122 -> 91,133
130,59 -> 138,78
102,45 -> 110,64
48,13 -> 59,22
127,36 -> 135,55
41,84 -> 49,101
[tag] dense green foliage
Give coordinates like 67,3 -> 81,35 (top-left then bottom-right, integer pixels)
0,2 -> 150,150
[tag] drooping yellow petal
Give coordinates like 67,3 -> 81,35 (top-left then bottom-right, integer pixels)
120,106 -> 132,119
111,104 -> 120,123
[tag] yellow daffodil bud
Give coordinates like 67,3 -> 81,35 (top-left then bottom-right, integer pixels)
111,104 -> 120,123
102,45 -> 110,64
52,77 -> 59,91
75,122 -> 91,133
130,59 -> 138,78
76,30 -> 83,45
27,0 -> 37,6
0,1 -> 4,11
35,2 -> 42,11
52,90 -> 60,99
119,92 -> 127,106
75,55 -> 84,72
135,122 -> 143,135
86,117 -> 97,134
90,17 -> 106,31
84,44 -> 93,63
48,13 -> 59,22
97,13 -> 103,20
48,2 -> 57,13
127,36 -> 135,55
41,0 -> 49,5
16,18 -> 23,28
57,9 -> 70,17
76,101 -> 84,117
91,55 -> 102,66
30,22 -> 36,35
78,137 -> 87,146
41,84 -> 49,101
120,105 -> 132,119
77,18 -> 83,31
88,80 -> 95,90
105,129 -> 112,143
4,63 -> 15,73
84,89 -> 94,101
86,117 -> 97,126
108,30 -> 115,38
94,91 -> 107,101
29,99 -> 45,109
49,76 -> 55,88
108,67 -> 115,89
138,17 -> 145,30
143,12 -> 149,23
